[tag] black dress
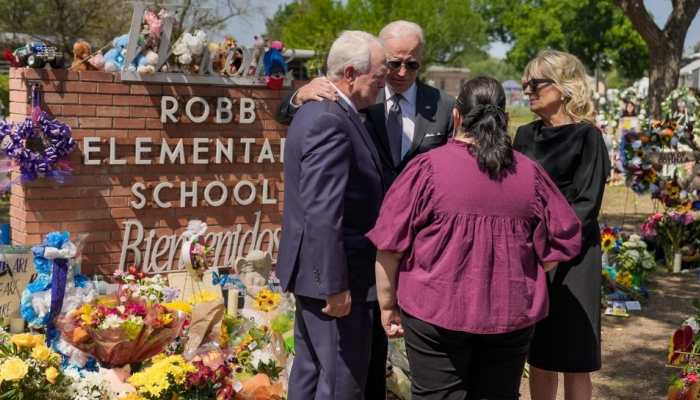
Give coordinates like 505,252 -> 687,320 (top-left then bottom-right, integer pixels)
513,120 -> 610,372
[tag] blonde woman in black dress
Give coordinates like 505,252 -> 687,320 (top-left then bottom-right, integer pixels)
514,50 -> 610,400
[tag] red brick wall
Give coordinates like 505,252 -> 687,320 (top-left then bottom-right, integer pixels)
8,68 -> 299,276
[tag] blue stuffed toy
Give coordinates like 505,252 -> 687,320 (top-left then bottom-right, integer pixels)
103,34 -> 130,72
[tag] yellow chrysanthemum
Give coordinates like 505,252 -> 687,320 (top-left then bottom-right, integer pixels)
163,300 -> 193,314
45,367 -> 59,384
128,355 -> 196,397
0,357 -> 28,381
31,344 -> 52,362
11,333 -> 39,348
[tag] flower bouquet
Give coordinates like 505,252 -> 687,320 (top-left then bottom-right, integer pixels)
615,234 -> 657,288
57,271 -> 185,368
642,211 -> 697,271
0,331 -> 72,400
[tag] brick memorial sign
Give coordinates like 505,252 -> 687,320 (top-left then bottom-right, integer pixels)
7,68 -> 299,276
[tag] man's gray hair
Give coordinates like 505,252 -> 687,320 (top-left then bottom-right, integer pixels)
379,20 -> 425,47
327,30 -> 382,80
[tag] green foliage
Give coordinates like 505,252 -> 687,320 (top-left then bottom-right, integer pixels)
0,74 -> 8,115
461,55 -> 520,82
476,0 -> 648,81
0,0 -> 132,54
265,0 -> 488,76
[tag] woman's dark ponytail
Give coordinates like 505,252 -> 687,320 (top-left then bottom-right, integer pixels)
456,77 -> 514,179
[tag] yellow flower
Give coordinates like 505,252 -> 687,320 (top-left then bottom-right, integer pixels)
31,344 -> 52,362
0,357 -> 28,381
96,296 -> 118,307
45,367 -> 59,384
120,394 -> 143,400
188,290 -> 220,305
11,333 -> 39,348
163,300 -> 193,314
128,355 -> 196,397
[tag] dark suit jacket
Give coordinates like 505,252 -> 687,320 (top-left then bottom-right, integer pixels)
276,98 -> 385,302
276,81 -> 455,188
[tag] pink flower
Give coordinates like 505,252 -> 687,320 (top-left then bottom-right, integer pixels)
125,302 -> 147,317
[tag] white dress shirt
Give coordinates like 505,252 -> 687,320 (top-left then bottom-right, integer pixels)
385,83 -> 417,159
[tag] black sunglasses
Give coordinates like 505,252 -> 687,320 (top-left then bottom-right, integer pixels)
387,59 -> 421,71
522,78 -> 555,92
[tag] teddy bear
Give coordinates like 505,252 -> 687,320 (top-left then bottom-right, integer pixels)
103,34 -> 130,72
208,42 -> 225,74
130,50 -> 159,74
70,41 -> 97,71
171,30 -> 208,73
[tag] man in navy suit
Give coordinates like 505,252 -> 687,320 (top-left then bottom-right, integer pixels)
276,30 -> 387,400
276,21 -> 454,399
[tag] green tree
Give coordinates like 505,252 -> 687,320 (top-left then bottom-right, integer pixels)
0,0 -> 255,56
613,0 -> 700,118
477,0 -> 648,82
461,55 -> 521,82
265,0 -> 488,76
0,0 -> 132,54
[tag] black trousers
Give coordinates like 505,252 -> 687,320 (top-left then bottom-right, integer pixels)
401,310 -> 534,400
366,301 -> 388,399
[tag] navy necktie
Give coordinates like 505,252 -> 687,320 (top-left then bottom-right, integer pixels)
387,93 -> 403,166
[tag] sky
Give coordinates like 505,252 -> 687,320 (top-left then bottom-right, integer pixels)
224,0 -> 700,59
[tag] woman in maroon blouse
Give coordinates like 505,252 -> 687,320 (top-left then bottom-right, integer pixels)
367,76 -> 582,400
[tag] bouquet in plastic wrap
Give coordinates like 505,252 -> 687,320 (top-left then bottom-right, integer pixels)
57,269 -> 184,367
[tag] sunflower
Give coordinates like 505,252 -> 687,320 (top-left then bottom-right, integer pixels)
601,234 -> 615,253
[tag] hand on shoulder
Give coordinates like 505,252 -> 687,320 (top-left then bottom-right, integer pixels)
293,77 -> 338,105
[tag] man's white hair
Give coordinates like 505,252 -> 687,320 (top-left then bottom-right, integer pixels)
379,20 -> 425,47
326,30 -> 382,80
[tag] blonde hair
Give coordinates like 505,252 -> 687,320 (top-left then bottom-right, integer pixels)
523,50 -> 595,124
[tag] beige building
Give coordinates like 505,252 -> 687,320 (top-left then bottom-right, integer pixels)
424,65 -> 470,97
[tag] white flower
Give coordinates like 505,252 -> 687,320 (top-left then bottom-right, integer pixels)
250,349 -> 274,369
99,314 -> 123,330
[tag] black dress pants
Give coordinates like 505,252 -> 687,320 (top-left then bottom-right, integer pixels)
365,301 -> 388,399
401,310 -> 534,400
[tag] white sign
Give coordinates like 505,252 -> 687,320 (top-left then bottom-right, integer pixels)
0,247 -> 33,319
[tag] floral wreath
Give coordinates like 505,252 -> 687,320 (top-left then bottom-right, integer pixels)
661,87 -> 699,134
0,86 -> 75,184
620,88 -> 700,208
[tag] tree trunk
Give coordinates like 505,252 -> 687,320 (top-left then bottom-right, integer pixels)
647,39 -> 683,119
614,0 -> 700,119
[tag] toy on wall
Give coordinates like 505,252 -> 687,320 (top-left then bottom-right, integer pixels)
247,35 -> 267,76
171,30 -> 208,73
12,42 -> 65,69
129,8 -> 166,74
221,36 -> 244,76
263,40 -> 287,90
103,35 -> 130,72
70,41 -> 104,71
